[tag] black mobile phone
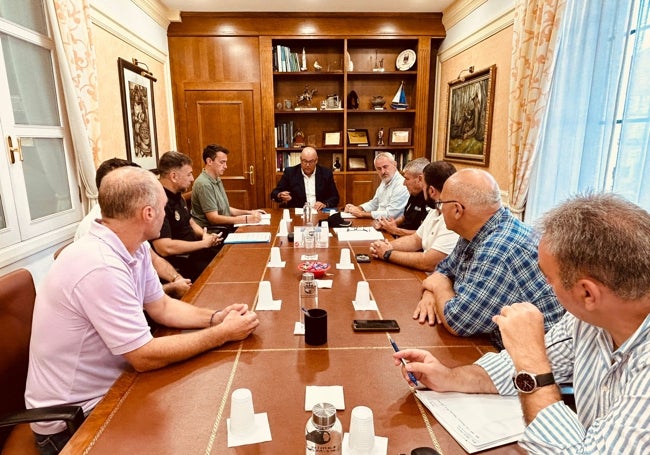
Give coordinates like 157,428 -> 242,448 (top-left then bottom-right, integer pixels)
352,319 -> 400,332
355,253 -> 371,263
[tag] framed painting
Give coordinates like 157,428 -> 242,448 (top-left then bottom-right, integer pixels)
347,129 -> 370,147
118,58 -> 159,170
444,65 -> 496,166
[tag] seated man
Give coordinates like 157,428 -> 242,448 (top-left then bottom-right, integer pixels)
191,144 -> 266,231
370,161 -> 459,272
75,158 -> 190,298
26,166 -> 259,454
394,194 -> 650,453
373,157 -> 429,237
270,147 -> 339,211
344,152 -> 409,219
413,169 -> 563,348
151,151 -> 222,282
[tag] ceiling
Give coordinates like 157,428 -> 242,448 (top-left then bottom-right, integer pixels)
158,0 -> 455,13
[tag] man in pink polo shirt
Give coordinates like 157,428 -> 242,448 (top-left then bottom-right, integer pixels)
25,167 -> 259,455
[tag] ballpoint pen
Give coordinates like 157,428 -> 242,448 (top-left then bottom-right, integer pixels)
389,336 -> 419,386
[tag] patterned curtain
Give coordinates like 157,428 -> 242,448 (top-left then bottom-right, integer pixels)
506,0 -> 566,218
45,0 -> 101,209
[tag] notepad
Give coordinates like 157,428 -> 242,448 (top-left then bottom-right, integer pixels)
224,232 -> 272,244
415,390 -> 525,453
334,227 -> 384,241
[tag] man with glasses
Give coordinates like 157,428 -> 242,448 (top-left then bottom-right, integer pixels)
413,169 -> 563,348
369,161 -> 459,272
344,152 -> 409,219
271,147 -> 339,211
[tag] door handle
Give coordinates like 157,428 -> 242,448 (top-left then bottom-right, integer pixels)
245,165 -> 255,185
7,136 -> 23,164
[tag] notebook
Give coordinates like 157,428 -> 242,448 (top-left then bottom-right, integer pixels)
223,232 -> 272,244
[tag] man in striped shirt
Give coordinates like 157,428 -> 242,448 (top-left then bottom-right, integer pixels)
394,193 -> 650,453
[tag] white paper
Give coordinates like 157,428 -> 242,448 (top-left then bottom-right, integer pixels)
267,261 -> 286,268
255,298 -> 282,311
223,232 -> 272,244
352,299 -> 378,311
316,280 -> 333,288
305,386 -> 345,411
340,212 -> 356,219
301,254 -> 319,261
336,263 -> 355,270
227,412 -> 272,447
342,434 -> 388,455
294,321 -> 305,335
295,207 -> 304,215
234,214 -> 271,227
334,227 -> 384,242
415,390 -> 525,453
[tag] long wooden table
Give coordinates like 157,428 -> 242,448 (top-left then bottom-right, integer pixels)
62,210 -> 525,455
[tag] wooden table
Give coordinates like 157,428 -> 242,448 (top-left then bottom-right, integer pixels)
62,210 -> 525,455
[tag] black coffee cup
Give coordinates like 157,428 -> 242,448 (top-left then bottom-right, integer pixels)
305,309 -> 327,345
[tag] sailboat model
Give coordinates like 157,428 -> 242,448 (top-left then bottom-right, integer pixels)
390,81 -> 409,110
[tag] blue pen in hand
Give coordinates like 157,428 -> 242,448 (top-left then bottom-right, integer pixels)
389,336 -> 418,386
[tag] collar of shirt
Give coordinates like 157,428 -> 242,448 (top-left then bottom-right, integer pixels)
201,168 -> 221,185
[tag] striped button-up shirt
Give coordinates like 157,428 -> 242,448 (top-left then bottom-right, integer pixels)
477,312 -> 650,454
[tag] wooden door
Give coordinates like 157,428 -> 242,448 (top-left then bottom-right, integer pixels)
184,84 -> 264,209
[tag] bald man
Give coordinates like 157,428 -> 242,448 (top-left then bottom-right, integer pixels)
413,169 -> 564,348
270,147 -> 340,211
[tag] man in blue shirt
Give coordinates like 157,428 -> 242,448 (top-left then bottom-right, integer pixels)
413,169 -> 563,348
395,193 -> 650,454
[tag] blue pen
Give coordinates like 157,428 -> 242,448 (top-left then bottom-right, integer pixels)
389,337 -> 418,386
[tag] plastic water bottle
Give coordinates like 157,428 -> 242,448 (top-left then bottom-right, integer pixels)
299,272 -> 318,325
305,402 -> 342,454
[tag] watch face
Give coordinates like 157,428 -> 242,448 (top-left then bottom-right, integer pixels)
514,372 -> 536,392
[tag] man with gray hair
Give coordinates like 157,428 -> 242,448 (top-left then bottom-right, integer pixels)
373,157 -> 429,237
344,152 -> 409,219
394,193 -> 650,453
413,169 -> 563,347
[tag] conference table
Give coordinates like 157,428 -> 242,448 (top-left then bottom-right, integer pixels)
62,210 -> 525,455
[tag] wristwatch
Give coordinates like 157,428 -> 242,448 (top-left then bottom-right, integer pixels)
513,370 -> 555,393
383,249 -> 393,262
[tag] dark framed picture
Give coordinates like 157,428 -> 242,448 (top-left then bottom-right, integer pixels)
347,129 -> 370,146
117,57 -> 159,170
388,128 -> 412,146
348,156 -> 367,171
444,65 -> 496,166
323,130 -> 342,147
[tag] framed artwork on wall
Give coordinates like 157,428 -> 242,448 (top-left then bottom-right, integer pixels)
347,129 -> 370,146
388,128 -> 412,146
444,65 -> 496,166
323,130 -> 342,147
117,57 -> 159,170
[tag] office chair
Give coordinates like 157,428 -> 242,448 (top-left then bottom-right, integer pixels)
0,268 -> 84,454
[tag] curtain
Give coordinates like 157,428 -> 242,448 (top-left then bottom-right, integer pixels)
525,0 -> 640,221
45,0 -> 100,210
507,0 -> 567,218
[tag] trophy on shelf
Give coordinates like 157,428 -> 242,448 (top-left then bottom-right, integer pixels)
372,50 -> 385,72
377,128 -> 385,146
295,85 -> 318,110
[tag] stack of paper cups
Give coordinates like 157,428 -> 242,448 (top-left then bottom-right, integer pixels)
348,406 -> 375,454
355,281 -> 370,306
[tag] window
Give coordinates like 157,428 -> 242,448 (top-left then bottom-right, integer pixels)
0,0 -> 81,254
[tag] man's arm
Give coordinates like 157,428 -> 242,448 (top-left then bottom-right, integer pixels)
374,216 -> 417,237
124,298 -> 259,372
413,272 -> 456,328
204,208 -> 261,226
270,168 -> 293,203
371,234 -> 447,271
151,229 -> 221,256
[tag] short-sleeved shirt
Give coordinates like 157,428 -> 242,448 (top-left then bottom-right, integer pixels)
191,170 -> 230,228
25,221 -> 163,434
401,192 -> 428,230
159,187 -> 195,242
436,207 -> 564,347
416,209 -> 459,254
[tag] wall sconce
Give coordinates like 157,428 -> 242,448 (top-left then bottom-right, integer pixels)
132,58 -> 157,82
451,66 -> 475,84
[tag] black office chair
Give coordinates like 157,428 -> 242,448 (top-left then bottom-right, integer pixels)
0,268 -> 84,454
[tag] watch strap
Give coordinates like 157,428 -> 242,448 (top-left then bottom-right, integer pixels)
383,249 -> 393,262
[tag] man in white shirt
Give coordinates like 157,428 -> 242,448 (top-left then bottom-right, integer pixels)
369,161 -> 459,272
344,152 -> 409,219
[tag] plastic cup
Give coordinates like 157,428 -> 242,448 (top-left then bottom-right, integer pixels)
355,281 -> 370,306
258,281 -> 273,305
348,406 -> 375,453
269,246 -> 282,264
339,248 -> 351,265
278,219 -> 288,236
229,388 -> 256,435
283,208 -> 291,220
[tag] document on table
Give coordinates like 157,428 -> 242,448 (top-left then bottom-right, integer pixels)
415,390 -> 525,453
223,232 -> 272,244
334,227 -> 384,241
234,213 -> 271,227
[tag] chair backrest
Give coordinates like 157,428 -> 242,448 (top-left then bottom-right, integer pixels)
0,269 -> 36,445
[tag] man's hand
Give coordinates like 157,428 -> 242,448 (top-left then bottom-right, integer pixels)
277,191 -> 292,203
247,211 -> 262,224
314,201 -> 326,212
493,302 -> 549,370
373,217 -> 399,235
369,239 -> 391,259
218,306 -> 259,342
162,277 -> 191,298
344,204 -> 364,217
413,290 -> 438,326
393,348 -> 454,390
200,228 -> 222,248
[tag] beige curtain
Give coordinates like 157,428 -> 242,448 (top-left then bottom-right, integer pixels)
507,0 -> 566,217
46,0 -> 101,211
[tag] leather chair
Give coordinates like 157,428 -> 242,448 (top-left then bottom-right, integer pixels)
0,269 -> 84,454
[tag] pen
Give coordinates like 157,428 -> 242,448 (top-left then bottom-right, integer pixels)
389,336 -> 418,386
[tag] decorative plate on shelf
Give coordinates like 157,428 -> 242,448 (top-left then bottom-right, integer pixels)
396,49 -> 416,71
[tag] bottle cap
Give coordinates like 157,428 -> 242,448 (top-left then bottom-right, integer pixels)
311,402 -> 336,428
302,272 -> 315,281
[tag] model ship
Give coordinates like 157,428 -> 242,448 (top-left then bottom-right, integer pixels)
390,81 -> 409,110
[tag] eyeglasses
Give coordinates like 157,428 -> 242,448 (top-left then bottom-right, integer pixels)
301,159 -> 317,165
432,200 -> 465,211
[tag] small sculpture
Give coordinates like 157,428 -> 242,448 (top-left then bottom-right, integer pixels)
313,60 -> 322,71
377,128 -> 385,146
348,90 -> 359,110
333,157 -> 342,172
292,129 -> 305,148
297,85 -> 318,107
371,95 -> 386,109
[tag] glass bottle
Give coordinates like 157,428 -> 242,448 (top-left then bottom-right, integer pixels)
305,402 -> 342,455
302,202 -> 315,253
299,272 -> 318,325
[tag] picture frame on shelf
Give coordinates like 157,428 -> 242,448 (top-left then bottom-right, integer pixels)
444,65 -> 496,166
118,57 -> 159,170
323,131 -> 342,147
348,155 -> 368,171
347,129 -> 370,146
388,128 -> 412,146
